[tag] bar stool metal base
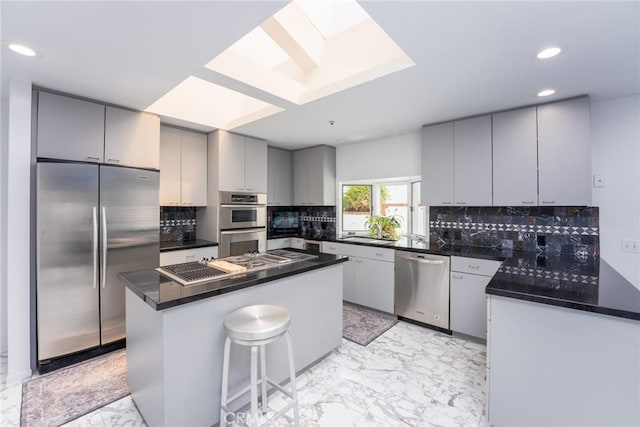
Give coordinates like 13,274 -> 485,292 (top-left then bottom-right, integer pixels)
220,307 -> 300,427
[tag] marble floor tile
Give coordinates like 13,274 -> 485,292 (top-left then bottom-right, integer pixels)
12,320 -> 489,427
0,383 -> 23,427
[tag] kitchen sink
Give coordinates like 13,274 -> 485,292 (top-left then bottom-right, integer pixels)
340,236 -> 397,246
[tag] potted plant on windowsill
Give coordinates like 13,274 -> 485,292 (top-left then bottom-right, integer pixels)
364,215 -> 402,240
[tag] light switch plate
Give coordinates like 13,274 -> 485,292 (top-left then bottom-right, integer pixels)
621,240 -> 640,253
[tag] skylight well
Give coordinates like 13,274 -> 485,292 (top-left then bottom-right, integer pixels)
205,0 -> 415,105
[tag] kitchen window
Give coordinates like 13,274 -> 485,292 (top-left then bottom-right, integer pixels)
340,179 -> 424,236
341,185 -> 372,231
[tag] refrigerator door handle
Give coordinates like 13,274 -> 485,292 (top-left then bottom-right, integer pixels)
92,206 -> 98,289
102,206 -> 107,289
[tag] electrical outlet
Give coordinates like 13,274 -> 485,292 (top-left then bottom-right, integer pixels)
593,174 -> 605,188
621,240 -> 640,253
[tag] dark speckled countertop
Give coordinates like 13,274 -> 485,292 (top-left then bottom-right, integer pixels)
120,251 -> 347,310
159,239 -> 218,252
330,236 -> 640,321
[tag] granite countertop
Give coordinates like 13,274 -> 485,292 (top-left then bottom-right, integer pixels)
159,239 -> 218,252
120,251 -> 348,311
328,236 -> 640,321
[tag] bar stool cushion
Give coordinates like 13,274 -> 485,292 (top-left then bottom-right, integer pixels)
224,305 -> 291,342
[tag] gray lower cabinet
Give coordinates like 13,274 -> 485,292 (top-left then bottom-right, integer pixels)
321,242 -> 394,313
450,256 -> 501,340
487,296 -> 640,426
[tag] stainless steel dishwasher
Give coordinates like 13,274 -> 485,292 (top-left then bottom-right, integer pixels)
394,251 -> 450,331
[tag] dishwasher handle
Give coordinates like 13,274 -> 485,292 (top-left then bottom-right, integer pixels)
406,257 -> 445,265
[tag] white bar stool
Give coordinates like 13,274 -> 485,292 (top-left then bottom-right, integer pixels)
220,304 -> 300,427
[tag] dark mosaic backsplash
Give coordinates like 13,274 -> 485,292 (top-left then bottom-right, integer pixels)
429,206 -> 599,257
268,206 -> 337,240
160,207 -> 197,242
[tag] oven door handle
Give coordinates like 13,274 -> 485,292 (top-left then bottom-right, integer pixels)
221,229 -> 266,235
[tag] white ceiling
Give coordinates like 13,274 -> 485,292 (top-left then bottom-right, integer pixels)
2,1 -> 638,150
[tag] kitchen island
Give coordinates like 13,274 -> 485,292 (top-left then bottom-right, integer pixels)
120,250 -> 347,427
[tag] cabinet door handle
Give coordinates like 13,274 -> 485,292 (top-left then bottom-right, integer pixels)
442,201 -> 452,205
86,156 -> 100,162
542,200 -> 555,204
456,202 -> 466,205
246,188 -> 254,192
468,264 -> 480,270
107,158 -> 120,163
452,274 -> 464,280
522,201 -> 535,204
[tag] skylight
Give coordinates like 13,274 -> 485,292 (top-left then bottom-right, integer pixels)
145,76 -> 283,130
205,0 -> 415,105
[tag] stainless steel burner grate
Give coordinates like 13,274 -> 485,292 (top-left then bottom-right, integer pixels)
156,262 -> 228,286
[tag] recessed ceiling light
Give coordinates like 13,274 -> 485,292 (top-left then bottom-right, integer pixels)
8,43 -> 36,57
538,89 -> 556,97
537,47 -> 561,59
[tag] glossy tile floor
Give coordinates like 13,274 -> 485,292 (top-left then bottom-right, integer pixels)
1,322 -> 489,426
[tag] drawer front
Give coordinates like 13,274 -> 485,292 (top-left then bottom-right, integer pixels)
159,246 -> 219,266
267,238 -> 291,250
451,256 -> 501,276
322,242 -> 351,255
354,245 -> 394,262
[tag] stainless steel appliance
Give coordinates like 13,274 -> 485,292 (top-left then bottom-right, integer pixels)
219,192 -> 267,229
219,191 -> 267,257
156,249 -> 317,286
36,161 -> 159,363
394,251 -> 450,330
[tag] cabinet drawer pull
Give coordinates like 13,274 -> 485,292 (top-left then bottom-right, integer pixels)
542,200 -> 555,204
375,252 -> 384,257
328,246 -> 336,250
452,274 -> 464,280
522,201 -> 535,204
468,264 -> 480,269
86,156 -> 100,161
107,158 -> 120,163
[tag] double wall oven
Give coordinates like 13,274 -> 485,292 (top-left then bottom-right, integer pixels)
219,192 -> 267,257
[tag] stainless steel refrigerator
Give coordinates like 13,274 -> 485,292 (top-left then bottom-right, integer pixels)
36,161 -> 159,363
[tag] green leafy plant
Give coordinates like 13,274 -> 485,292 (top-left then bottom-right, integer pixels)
364,214 -> 402,240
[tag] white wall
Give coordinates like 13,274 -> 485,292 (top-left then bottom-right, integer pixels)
336,132 -> 421,181
4,79 -> 32,383
591,94 -> 640,289
0,85 -> 7,355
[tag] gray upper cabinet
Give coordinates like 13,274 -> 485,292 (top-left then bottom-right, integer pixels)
216,130 -> 267,193
293,146 -> 336,206
244,136 -> 268,193
421,122 -> 454,206
159,126 -> 182,206
180,130 -> 208,206
105,106 -> 160,169
492,107 -> 538,206
267,147 -> 292,205
454,116 -> 493,206
537,97 -> 591,206
36,91 -> 105,162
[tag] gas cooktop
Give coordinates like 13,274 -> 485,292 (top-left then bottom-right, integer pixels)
156,250 -> 317,286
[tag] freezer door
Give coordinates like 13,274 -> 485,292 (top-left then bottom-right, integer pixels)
37,162 -> 100,360
100,166 -> 159,344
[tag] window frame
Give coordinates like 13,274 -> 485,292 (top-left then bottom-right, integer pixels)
340,184 -> 373,232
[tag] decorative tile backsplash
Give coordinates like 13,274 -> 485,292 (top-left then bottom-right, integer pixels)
299,207 -> 337,240
267,206 -> 337,240
429,206 -> 599,257
160,207 -> 197,242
